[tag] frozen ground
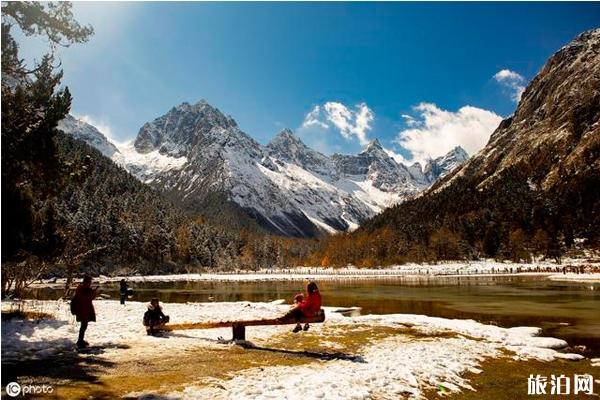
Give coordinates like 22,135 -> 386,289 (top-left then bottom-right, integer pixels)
547,273 -> 600,283
34,260 -> 600,286
1,299 -> 589,399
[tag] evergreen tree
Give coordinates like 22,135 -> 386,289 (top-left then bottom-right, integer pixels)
1,2 -> 93,295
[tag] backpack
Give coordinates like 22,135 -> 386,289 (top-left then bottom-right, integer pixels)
70,294 -> 78,315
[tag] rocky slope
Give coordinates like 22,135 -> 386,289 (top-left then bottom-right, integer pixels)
354,28 -> 600,261
430,28 -> 600,198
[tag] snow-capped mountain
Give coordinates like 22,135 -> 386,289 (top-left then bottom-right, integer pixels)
58,101 -> 469,237
423,146 -> 469,183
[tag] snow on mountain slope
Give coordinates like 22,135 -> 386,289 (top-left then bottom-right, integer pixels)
424,146 -> 469,182
57,115 -> 120,158
57,115 -> 188,184
112,141 -> 188,184
60,102 -> 469,237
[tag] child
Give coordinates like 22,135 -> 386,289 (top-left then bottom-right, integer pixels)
143,298 -> 170,335
293,293 -> 304,305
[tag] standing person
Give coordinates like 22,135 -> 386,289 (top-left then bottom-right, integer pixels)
286,281 -> 322,333
72,275 -> 97,348
119,279 -> 128,305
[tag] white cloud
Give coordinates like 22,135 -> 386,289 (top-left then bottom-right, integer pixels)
493,69 -> 526,102
383,148 -> 410,165
301,105 -> 329,129
394,103 -> 502,165
401,114 -> 418,127
301,102 -> 374,146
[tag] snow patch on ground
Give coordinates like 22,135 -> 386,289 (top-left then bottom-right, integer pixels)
34,260 -> 600,286
162,310 -> 584,399
1,300 -> 287,363
1,300 -> 587,400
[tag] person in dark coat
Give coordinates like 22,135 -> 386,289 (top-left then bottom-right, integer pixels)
73,275 -> 97,348
143,298 -> 169,334
119,279 -> 128,305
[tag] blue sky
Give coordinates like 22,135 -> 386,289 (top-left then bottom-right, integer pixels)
13,2 -> 600,164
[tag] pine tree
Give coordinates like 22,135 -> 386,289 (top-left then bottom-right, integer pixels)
1,2 -> 93,296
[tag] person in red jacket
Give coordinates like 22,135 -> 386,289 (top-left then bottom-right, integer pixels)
288,281 -> 322,333
72,275 -> 98,348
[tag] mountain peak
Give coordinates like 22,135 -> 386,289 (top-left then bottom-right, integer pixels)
446,146 -> 469,160
365,138 -> 383,151
173,99 -> 218,114
267,129 -> 333,176
134,98 -> 238,155
274,128 -> 299,141
423,146 -> 470,182
269,128 -> 305,148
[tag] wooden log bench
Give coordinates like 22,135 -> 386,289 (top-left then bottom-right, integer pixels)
146,309 -> 326,340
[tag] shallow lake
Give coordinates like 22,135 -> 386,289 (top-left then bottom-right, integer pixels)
24,275 -> 600,356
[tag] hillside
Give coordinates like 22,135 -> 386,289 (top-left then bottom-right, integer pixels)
314,29 -> 600,266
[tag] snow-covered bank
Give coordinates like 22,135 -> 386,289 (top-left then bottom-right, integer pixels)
34,260 -> 600,285
547,273 -> 600,283
1,299 -> 588,399
1,300 -> 287,362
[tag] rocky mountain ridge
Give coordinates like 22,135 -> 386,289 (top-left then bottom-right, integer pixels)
349,28 -> 600,264
59,102 -> 470,237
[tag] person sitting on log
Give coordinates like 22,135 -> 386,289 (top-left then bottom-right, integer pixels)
143,298 -> 170,334
286,281 -> 322,333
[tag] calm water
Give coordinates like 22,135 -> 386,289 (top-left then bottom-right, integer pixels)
25,275 -> 600,356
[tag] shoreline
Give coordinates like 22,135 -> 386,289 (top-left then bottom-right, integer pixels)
546,273 -> 600,283
34,272 -> 559,287
30,260 -> 600,286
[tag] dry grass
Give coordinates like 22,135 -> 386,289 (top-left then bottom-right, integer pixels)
424,355 -> 597,400
6,319 -> 592,399
45,344 -> 312,399
1,310 -> 55,321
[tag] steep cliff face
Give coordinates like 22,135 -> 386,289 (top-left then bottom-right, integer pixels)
436,29 -> 600,196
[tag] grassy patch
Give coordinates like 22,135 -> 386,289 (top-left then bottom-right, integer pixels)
21,344 -> 312,399
261,323 -> 412,354
425,356 -> 598,400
